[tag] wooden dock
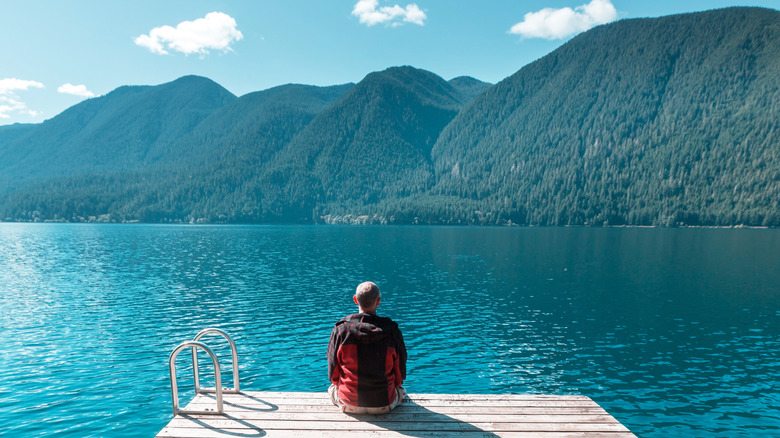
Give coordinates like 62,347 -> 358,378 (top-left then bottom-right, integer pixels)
157,391 -> 636,437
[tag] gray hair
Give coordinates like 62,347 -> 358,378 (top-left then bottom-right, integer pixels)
355,281 -> 381,308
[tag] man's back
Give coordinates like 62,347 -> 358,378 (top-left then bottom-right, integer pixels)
328,312 -> 406,408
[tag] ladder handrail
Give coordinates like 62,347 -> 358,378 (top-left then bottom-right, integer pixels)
169,341 -> 223,416
192,328 -> 240,394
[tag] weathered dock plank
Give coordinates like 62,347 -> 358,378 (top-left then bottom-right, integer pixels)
157,391 -> 636,438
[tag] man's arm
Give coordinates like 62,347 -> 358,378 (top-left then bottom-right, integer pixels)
392,323 -> 407,382
327,327 -> 340,384
397,328 -> 407,381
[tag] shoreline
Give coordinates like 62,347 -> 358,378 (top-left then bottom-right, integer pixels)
0,219 -> 772,229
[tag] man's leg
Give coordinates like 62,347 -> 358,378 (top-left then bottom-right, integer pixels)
330,384 -> 406,414
328,384 -> 340,407
389,386 -> 406,410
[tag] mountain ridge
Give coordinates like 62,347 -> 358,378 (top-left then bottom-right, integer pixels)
0,7 -> 777,226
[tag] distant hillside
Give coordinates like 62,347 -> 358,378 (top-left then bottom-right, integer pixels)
164,82 -> 354,168
448,76 -> 492,102
259,66 -> 470,221
0,76 -> 236,193
0,123 -> 36,145
0,83 -> 353,223
431,7 -> 780,226
0,7 -> 777,226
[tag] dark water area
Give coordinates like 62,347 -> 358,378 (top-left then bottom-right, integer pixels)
0,224 -> 778,437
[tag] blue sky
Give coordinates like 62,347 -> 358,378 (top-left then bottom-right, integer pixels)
1,0 -> 777,126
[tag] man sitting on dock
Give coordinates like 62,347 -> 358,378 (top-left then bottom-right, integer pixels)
327,281 -> 407,414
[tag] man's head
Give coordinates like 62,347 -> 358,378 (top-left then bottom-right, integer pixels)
354,281 -> 381,313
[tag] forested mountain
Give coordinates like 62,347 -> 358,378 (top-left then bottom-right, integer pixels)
164,82 -> 354,169
448,76 -> 492,103
0,123 -> 35,145
258,66 -> 470,221
430,6 -> 780,226
0,82 -> 354,223
0,7 -> 777,226
0,76 -> 236,192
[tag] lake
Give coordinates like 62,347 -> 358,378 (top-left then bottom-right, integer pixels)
0,224 -> 778,437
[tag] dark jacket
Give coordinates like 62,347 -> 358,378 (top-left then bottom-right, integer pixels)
327,313 -> 407,407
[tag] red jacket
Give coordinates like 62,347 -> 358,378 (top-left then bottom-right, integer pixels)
327,313 -> 407,407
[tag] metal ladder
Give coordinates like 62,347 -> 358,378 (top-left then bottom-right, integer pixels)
168,328 -> 240,415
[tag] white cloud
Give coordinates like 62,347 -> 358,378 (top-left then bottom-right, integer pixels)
509,0 -> 617,40
0,78 -> 44,119
135,11 -> 243,56
352,0 -> 427,27
0,103 -> 17,119
0,78 -> 45,95
58,83 -> 95,98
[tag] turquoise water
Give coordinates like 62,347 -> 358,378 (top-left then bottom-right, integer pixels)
0,224 -> 778,437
